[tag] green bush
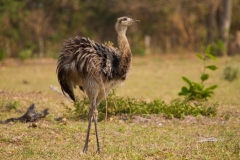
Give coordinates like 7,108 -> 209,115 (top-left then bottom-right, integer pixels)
132,46 -> 146,56
210,40 -> 225,56
66,91 -> 218,121
18,49 -> 32,61
0,49 -> 6,61
223,66 -> 238,82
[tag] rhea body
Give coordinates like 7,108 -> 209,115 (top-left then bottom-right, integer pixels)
57,17 -> 139,153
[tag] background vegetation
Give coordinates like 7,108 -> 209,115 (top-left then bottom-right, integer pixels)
0,0 -> 240,58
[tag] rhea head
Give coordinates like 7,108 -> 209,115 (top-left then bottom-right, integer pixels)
115,16 -> 140,32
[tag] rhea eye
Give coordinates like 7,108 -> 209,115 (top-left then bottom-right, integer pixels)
123,18 -> 127,21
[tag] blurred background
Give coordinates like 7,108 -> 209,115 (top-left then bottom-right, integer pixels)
0,0 -> 239,60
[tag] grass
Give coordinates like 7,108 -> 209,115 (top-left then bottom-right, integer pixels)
0,55 -> 240,159
72,94 -> 218,120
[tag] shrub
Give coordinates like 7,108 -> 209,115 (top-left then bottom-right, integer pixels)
210,40 -> 225,56
178,45 -> 218,100
132,46 -> 146,56
66,91 -> 218,121
0,49 -> 6,61
18,49 -> 32,61
223,66 -> 238,82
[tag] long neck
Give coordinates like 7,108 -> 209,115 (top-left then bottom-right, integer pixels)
118,29 -> 130,52
117,28 -> 132,76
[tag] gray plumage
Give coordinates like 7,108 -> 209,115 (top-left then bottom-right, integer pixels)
57,16 -> 139,153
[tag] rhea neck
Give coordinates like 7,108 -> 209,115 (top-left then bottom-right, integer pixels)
116,25 -> 132,76
116,26 -> 131,54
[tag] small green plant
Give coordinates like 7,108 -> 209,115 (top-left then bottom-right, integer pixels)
178,45 -> 218,100
3,101 -> 19,111
223,66 -> 238,82
0,99 -> 20,112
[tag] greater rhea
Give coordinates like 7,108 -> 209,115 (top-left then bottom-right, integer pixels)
57,16 -> 139,153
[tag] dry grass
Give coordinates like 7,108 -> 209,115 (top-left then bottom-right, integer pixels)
0,55 -> 240,159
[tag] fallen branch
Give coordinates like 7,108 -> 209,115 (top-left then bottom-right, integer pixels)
49,85 -> 70,99
197,137 -> 218,143
0,103 -> 49,124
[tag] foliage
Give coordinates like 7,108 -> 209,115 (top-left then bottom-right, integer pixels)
132,46 -> 146,56
0,99 -> 19,111
210,40 -> 225,56
178,45 -> 218,100
18,49 -> 32,61
68,91 -> 218,121
223,65 -> 238,82
0,49 -> 6,61
5,101 -> 20,111
0,0 -> 240,57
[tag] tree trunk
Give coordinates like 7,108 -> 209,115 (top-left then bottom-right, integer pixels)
39,37 -> 44,58
219,0 -> 232,56
206,1 -> 220,45
6,40 -> 11,57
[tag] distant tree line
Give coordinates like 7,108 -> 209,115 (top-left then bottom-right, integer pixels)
0,0 -> 239,58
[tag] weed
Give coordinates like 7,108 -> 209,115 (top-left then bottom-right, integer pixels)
223,65 -> 238,82
132,46 -> 146,56
70,91 -> 218,121
0,49 -> 6,61
210,40 -> 225,56
73,97 -> 89,120
5,101 -> 19,111
163,99 -> 218,119
18,49 -> 32,61
0,99 -> 19,111
178,45 -> 218,100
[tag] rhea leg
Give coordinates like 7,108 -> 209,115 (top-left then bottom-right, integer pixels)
83,107 -> 93,153
83,100 -> 101,153
85,100 -> 100,153
93,109 -> 100,153
93,88 -> 111,153
86,89 -> 109,153
82,79 -> 109,153
82,80 -> 101,153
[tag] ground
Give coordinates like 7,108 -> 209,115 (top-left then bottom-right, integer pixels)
0,55 -> 239,159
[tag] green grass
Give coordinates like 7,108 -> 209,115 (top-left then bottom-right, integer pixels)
72,93 -> 218,120
0,55 -> 240,159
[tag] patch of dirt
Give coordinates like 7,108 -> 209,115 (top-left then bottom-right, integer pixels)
130,115 -> 168,126
115,113 -> 237,128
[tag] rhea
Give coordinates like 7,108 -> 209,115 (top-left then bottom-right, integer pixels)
57,17 -> 139,153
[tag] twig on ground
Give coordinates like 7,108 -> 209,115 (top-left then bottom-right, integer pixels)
0,103 -> 49,124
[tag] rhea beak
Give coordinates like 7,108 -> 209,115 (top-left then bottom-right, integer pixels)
133,19 -> 140,22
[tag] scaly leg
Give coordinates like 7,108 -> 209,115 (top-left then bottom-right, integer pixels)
82,78 -> 102,153
93,109 -> 100,153
83,108 -> 93,153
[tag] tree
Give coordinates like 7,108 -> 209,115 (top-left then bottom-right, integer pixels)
206,0 -> 221,45
219,0 -> 232,56
0,0 -> 25,56
206,0 -> 232,56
